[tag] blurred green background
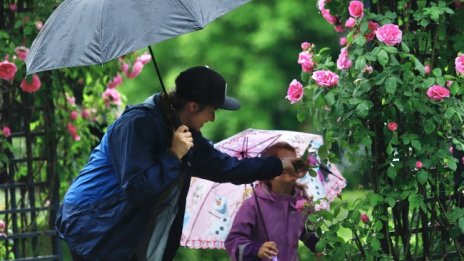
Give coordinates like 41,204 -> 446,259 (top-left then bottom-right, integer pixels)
114,1 -> 366,260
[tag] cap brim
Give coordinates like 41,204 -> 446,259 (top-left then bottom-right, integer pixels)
218,96 -> 241,110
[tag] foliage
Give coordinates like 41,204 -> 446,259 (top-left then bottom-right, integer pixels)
292,0 -> 464,259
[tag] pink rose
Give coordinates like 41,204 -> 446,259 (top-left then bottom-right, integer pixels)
426,85 -> 450,101
334,25 -> 344,33
286,79 -> 304,104
20,74 -> 41,93
315,199 -> 329,211
35,21 -> 43,31
340,37 -> 347,46
0,220 -> 5,232
2,126 -> 11,138
455,54 -> 464,74
424,64 -> 431,74
317,0 -> 326,11
307,154 -> 318,166
450,146 -> 454,154
361,213 -> 369,223
415,161 -> 423,169
298,52 -> 314,72
362,65 -> 373,74
345,17 -> 357,28
123,61 -> 144,79
376,24 -> 402,46
312,70 -> 339,88
81,109 -> 91,119
295,199 -> 307,212
301,42 -> 312,51
15,46 -> 29,61
348,1 -> 364,18
446,80 -> 454,87
337,47 -> 352,70
107,74 -> 123,89
70,111 -> 78,121
0,60 -> 17,81
135,52 -> 151,65
9,4 -> 17,12
66,95 -> 76,106
387,122 -> 398,132
67,123 -> 80,141
321,9 -> 337,25
365,21 -> 379,41
102,88 -> 122,106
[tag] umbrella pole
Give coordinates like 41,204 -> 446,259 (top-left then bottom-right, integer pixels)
148,46 -> 168,95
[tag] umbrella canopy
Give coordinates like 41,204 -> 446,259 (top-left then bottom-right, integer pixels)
180,128 -> 346,249
25,0 -> 250,74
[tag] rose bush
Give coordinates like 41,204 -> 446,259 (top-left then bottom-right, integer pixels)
290,0 -> 464,259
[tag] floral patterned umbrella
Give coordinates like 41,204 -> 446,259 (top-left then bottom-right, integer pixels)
180,128 -> 346,249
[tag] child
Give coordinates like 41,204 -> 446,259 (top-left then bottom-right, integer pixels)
225,142 -> 320,261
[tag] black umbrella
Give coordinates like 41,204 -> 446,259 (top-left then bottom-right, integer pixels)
25,0 -> 251,93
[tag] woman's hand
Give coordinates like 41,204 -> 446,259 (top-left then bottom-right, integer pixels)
169,125 -> 193,160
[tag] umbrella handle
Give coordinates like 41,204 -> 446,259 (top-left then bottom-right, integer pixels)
148,46 -> 168,95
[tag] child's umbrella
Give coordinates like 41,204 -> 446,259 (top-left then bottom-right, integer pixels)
180,128 -> 347,249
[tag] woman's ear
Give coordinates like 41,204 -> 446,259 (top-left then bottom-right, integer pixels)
187,101 -> 199,112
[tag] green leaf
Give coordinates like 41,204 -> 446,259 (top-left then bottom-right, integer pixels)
417,170 -> 428,185
385,76 -> 397,94
370,238 -> 381,251
424,119 -> 436,134
414,58 -> 425,75
451,82 -> 460,95
377,49 -> 389,67
459,217 -> 464,234
356,35 -> 367,46
387,166 -> 397,179
355,57 -> 366,71
297,104 -> 307,122
411,140 -> 422,151
401,42 -> 410,53
356,101 -> 370,118
444,108 -> 456,119
301,71 -> 309,82
448,159 -> 458,171
386,197 -> 396,207
383,46 -> 398,54
432,68 -> 442,77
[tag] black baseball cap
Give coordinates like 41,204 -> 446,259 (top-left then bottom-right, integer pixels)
175,66 -> 240,110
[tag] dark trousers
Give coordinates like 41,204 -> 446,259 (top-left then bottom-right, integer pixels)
71,252 -> 138,261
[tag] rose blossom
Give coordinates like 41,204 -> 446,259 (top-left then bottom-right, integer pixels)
340,37 -> 347,46
312,70 -> 339,87
2,126 -> 11,138
455,54 -> 464,74
387,122 -> 398,132
70,111 -> 78,121
102,88 -> 122,106
426,85 -> 450,101
365,21 -> 379,41
321,9 -> 337,25
286,79 -> 304,104
415,161 -> 423,169
9,4 -> 17,12
135,52 -> 151,65
348,1 -> 364,18
315,199 -> 329,211
376,24 -> 402,46
15,46 -> 29,61
81,109 -> 91,119
450,146 -> 454,154
122,61 -> 144,79
0,59 -> 17,81
35,21 -> 43,30
298,52 -> 314,72
20,74 -> 41,93
361,213 -> 369,223
295,199 -> 307,212
301,42 -> 312,51
337,47 -> 352,70
317,0 -> 326,11
345,17 -> 357,28
424,64 -> 431,75
107,74 -> 123,89
446,80 -> 454,87
67,123 -> 80,141
362,65 -> 373,74
334,25 -> 344,33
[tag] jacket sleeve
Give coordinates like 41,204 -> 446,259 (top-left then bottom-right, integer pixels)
300,229 -> 320,253
225,200 -> 261,261
108,109 -> 181,205
190,132 -> 283,184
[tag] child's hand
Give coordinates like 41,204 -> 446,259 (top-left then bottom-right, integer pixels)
257,241 -> 278,259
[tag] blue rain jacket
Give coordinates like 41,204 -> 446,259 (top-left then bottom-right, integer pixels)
56,94 -> 283,260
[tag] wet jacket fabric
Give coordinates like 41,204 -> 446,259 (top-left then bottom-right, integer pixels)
224,183 -> 319,261
56,94 -> 283,260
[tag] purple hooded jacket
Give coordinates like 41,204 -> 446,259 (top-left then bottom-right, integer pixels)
225,182 -> 319,261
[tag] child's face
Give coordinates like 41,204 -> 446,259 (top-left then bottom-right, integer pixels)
271,148 -> 299,185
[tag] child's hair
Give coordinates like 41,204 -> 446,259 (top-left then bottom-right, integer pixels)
260,142 -> 296,158
260,141 -> 313,202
